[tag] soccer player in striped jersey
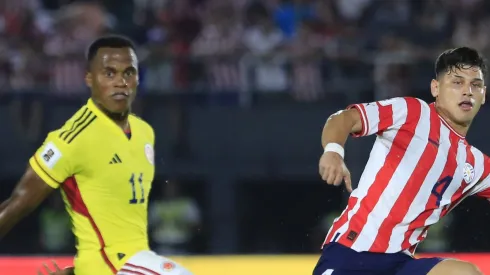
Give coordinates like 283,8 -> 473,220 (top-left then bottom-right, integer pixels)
314,47 -> 488,275
0,35 -> 193,275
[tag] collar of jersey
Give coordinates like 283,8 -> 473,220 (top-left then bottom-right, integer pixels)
87,98 -> 108,119
86,98 -> 132,136
429,102 -> 466,139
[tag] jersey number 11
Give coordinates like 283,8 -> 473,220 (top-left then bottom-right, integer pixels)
129,173 -> 145,204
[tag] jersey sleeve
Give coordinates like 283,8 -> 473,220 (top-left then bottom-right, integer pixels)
346,97 -> 422,137
472,156 -> 490,200
29,132 -> 77,189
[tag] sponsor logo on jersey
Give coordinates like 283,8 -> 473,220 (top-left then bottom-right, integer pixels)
347,230 -> 358,241
463,163 -> 475,184
40,142 -> 62,169
145,144 -> 154,165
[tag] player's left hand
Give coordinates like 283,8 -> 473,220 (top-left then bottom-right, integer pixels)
37,261 -> 73,275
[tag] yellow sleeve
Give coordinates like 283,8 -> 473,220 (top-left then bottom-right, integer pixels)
29,132 -> 77,189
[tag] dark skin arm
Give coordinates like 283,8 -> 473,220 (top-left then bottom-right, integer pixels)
0,164 -> 55,238
0,199 -> 10,212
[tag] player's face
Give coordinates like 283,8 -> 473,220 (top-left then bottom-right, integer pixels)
86,47 -> 139,114
431,66 -> 486,127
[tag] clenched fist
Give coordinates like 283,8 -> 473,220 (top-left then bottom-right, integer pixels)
319,151 -> 352,192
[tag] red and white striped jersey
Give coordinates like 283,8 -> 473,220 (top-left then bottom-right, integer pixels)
324,97 -> 490,255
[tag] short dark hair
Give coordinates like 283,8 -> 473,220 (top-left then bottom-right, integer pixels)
435,47 -> 487,79
86,35 -> 136,64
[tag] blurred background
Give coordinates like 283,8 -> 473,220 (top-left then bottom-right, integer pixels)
1,0 -> 490,260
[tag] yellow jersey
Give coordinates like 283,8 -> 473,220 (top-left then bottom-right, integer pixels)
29,98 -> 155,275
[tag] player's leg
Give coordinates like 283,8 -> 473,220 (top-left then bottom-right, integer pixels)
117,250 -> 193,275
427,259 -> 482,275
396,257 -> 482,275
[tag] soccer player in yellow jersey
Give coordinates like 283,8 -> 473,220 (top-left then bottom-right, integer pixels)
0,35 -> 193,275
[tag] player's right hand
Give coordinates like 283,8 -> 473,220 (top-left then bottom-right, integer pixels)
319,151 -> 352,192
37,261 -> 73,275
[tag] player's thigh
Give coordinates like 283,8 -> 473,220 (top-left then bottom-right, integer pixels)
426,259 -> 482,275
117,250 -> 193,275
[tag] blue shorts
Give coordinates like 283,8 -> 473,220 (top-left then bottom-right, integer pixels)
312,243 -> 444,275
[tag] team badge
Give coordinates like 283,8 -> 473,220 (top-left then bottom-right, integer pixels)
463,163 -> 475,184
145,144 -> 154,165
162,261 -> 175,271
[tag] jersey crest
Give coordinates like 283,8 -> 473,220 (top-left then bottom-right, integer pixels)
463,162 -> 475,184
145,144 -> 154,165
162,261 -> 175,271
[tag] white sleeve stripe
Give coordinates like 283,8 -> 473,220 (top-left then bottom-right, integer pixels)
391,97 -> 409,130
358,104 -> 369,136
352,104 -> 369,136
118,267 -> 155,275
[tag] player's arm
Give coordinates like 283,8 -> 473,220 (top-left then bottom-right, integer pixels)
471,156 -> 490,200
319,97 -> 420,191
0,199 -> 10,212
321,108 -> 362,148
319,108 -> 359,191
0,134 -> 76,239
322,97 -> 420,146
0,165 -> 55,238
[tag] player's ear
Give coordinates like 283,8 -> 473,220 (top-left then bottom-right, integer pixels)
85,72 -> 93,88
430,79 -> 439,98
482,86 -> 486,105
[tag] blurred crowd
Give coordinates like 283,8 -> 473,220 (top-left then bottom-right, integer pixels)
2,0 -> 490,102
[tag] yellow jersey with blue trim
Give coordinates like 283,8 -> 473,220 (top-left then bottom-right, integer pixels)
29,98 -> 155,274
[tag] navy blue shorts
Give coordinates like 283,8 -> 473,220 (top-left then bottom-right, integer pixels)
312,243 -> 444,275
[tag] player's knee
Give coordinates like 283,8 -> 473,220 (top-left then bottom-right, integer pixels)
463,263 -> 482,275
430,260 -> 482,275
456,262 -> 482,275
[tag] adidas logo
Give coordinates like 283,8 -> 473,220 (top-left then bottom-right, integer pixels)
109,154 -> 122,164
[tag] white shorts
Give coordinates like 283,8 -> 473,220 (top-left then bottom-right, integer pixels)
117,250 -> 193,275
